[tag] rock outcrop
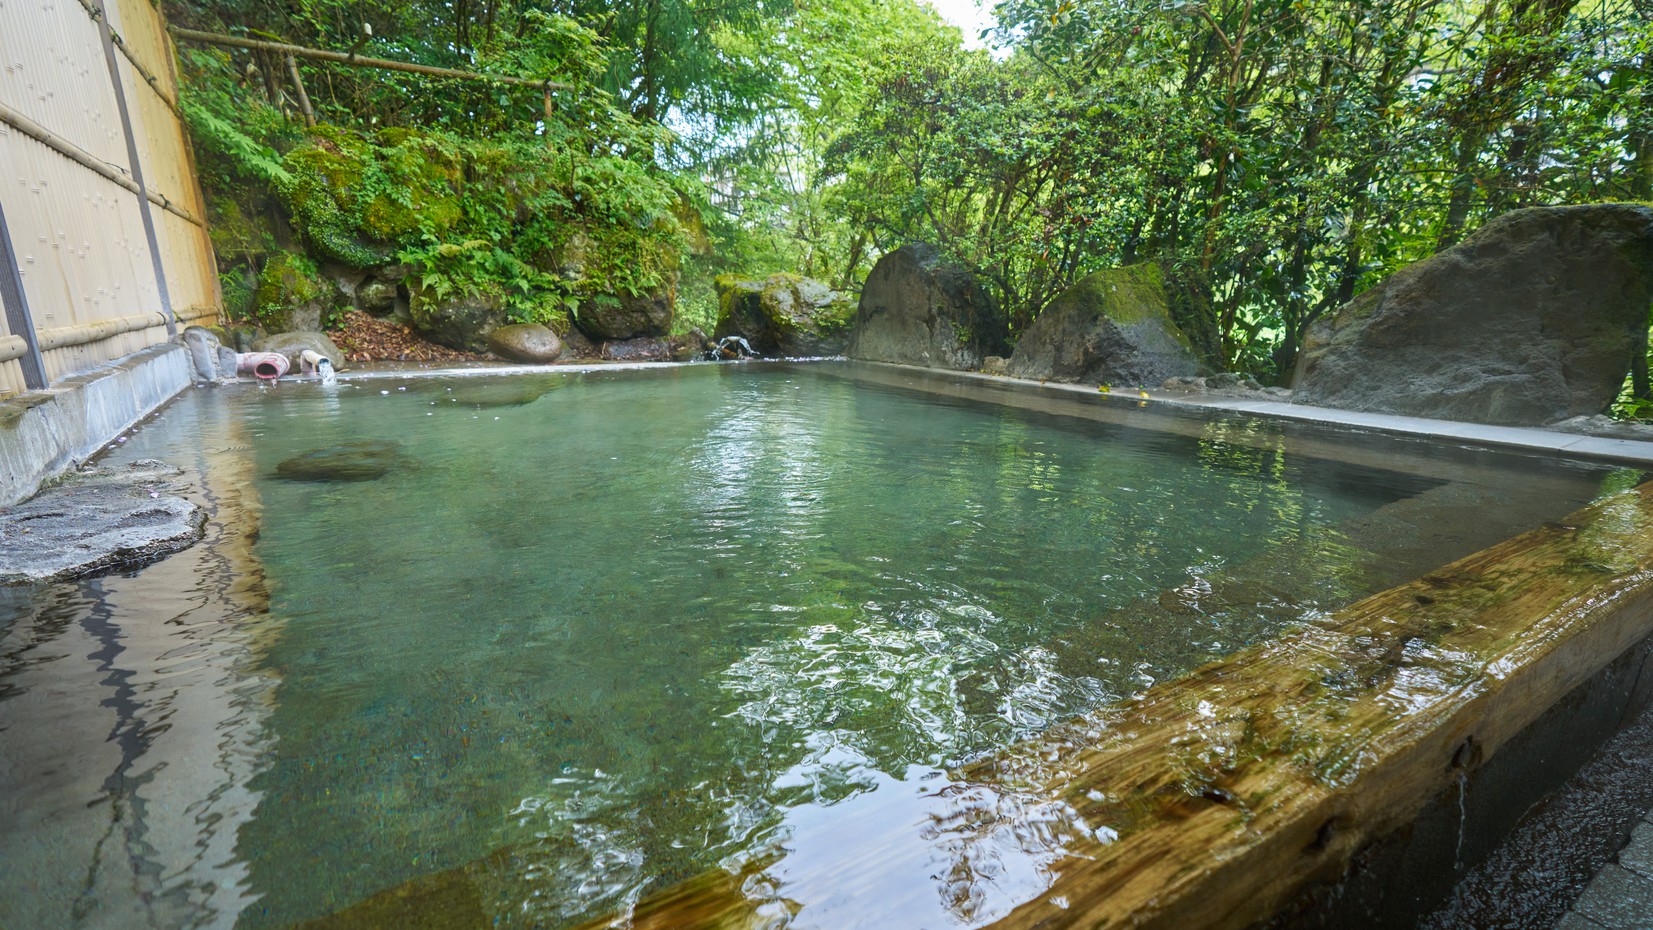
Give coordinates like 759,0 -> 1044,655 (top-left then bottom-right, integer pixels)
1294,204 -> 1653,426
487,323 -> 565,363
1007,263 -> 1200,387
408,284 -> 507,353
847,243 -> 1008,370
714,273 -> 855,357
576,284 -> 676,341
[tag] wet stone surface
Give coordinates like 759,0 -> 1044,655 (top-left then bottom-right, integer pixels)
0,460 -> 205,584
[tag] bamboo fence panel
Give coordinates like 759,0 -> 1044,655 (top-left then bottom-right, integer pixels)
0,0 -> 220,397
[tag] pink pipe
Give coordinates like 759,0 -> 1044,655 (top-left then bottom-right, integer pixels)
236,352 -> 290,381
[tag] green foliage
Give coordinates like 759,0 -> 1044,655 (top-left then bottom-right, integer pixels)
398,236 -> 574,326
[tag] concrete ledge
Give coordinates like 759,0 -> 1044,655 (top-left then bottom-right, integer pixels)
0,343 -> 193,506
850,360 -> 1653,467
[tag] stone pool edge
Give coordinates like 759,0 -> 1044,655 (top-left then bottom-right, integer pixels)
333,357 -> 1653,467
0,343 -> 193,506
860,361 -> 1653,468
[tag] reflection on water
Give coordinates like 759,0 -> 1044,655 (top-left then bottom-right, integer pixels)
0,364 -> 1622,929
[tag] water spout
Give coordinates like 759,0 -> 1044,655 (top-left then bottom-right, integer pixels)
711,335 -> 759,360
299,350 -> 337,385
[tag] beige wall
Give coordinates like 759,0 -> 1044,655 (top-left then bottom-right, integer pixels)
0,0 -> 220,397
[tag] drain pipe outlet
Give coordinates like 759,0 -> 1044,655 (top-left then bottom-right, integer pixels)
236,352 -> 290,381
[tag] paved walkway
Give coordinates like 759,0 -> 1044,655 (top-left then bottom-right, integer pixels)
1559,820 -> 1653,929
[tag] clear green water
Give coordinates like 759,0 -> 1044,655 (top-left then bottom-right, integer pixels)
0,363 -> 1626,929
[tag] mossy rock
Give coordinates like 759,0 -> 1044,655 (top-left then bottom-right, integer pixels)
408,281 -> 508,353
713,273 -> 854,357
1006,263 -> 1200,386
255,253 -> 327,332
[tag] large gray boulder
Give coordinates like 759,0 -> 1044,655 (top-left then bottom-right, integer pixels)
1007,263 -> 1200,386
714,273 -> 855,357
847,243 -> 1008,370
1294,204 -> 1653,426
409,284 -> 508,353
576,284 -> 675,341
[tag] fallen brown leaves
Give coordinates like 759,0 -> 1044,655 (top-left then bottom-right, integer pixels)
330,310 -> 492,364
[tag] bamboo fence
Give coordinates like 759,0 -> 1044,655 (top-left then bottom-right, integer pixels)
0,0 -> 220,397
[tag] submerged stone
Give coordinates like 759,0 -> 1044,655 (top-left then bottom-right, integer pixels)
274,440 -> 405,481
448,379 -> 562,407
0,461 -> 205,584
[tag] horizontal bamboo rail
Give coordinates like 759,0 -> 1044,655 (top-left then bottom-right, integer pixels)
0,101 -> 203,227
168,28 -> 569,91
0,305 -> 216,365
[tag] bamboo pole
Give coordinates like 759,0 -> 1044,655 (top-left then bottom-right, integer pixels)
0,306 -> 218,365
285,54 -> 317,127
0,102 -> 205,228
169,27 -> 568,91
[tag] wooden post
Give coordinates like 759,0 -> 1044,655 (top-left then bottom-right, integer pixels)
543,87 -> 554,151
287,54 -> 317,127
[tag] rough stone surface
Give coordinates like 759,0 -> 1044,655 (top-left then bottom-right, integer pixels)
254,252 -> 328,332
408,284 -> 508,353
1008,263 -> 1200,387
670,329 -> 713,362
251,331 -> 344,372
600,337 -> 671,361
487,323 -> 564,363
981,356 -> 1009,375
847,243 -> 1008,370
1294,204 -> 1653,427
714,273 -> 855,357
0,461 -> 205,584
1549,415 -> 1653,442
274,440 -> 405,481
183,326 -> 227,380
1162,373 -> 1291,399
357,278 -> 398,316
1572,863 -> 1653,929
577,282 -> 676,341
561,326 -> 598,358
